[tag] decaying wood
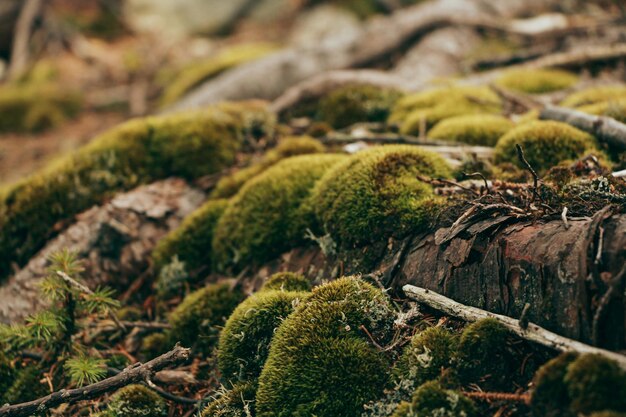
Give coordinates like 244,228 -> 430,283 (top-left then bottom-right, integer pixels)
0,345 -> 191,417
0,179 -> 205,324
403,284 -> 626,370
540,105 -> 626,151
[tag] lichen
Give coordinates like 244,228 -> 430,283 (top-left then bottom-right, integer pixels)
212,154 -> 347,271
428,114 -> 514,146
560,85 -> 626,108
107,384 -> 167,417
307,145 -> 451,247
255,277 -> 396,417
260,272 -> 312,293
494,120 -> 599,174
495,69 -> 578,94
530,352 -> 578,417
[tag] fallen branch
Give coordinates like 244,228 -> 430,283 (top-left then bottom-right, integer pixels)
0,344 -> 191,417
402,285 -> 626,370
539,105 -> 626,151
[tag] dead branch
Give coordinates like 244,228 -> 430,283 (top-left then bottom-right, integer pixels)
402,285 -> 626,370
539,105 -> 626,152
515,144 -> 540,204
7,0 -> 42,80
0,344 -> 191,417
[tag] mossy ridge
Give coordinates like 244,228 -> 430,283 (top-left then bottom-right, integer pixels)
260,271 -> 312,293
428,114 -> 514,146
494,120 -> 599,175
307,145 -> 451,247
495,68 -> 579,94
212,153 -> 347,272
211,136 -> 326,199
316,84 -> 404,129
160,43 -> 277,107
0,101 -> 274,281
218,289 -> 309,382
201,381 -> 257,417
560,85 -> 626,108
255,277 -> 396,417
106,384 -> 167,417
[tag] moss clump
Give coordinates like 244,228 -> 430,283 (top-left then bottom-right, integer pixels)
495,69 -> 578,94
3,365 -> 48,405
256,277 -> 396,417
212,154 -> 346,271
316,84 -> 404,129
389,86 -> 501,134
107,384 -> 167,417
428,114 -> 514,146
160,43 -> 276,107
455,319 -> 511,389
578,98 -> 626,123
307,145 -> 451,247
564,354 -> 626,414
0,83 -> 82,132
394,326 -> 459,387
0,101 -> 274,281
391,381 -> 476,417
589,412 -> 626,417
211,136 -> 325,199
168,282 -> 245,357
530,352 -> 578,417
560,85 -> 626,108
201,381 -> 257,417
140,333 -> 170,359
260,272 -> 312,292
0,353 -> 15,404
152,199 -> 229,272
494,120 -> 599,174
218,289 -> 309,382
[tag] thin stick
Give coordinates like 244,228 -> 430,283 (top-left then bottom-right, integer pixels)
463,172 -> 490,194
515,144 -> 539,204
402,285 -> 626,370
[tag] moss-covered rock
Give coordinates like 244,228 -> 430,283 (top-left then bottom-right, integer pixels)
201,381 -> 257,417
564,354 -> 626,414
494,120 -> 599,174
168,282 -> 245,357
316,84 -> 404,129
260,272 -> 312,293
530,352 -> 578,417
0,83 -> 82,132
152,199 -> 229,272
560,85 -> 626,108
212,154 -> 346,271
455,319 -> 511,389
390,86 -> 501,134
256,277 -> 396,417
0,101 -> 274,281
398,381 -> 476,417
307,145 -> 451,247
107,384 -> 167,417
160,43 -> 277,107
218,289 -> 309,382
495,69 -> 578,94
210,136 -> 325,199
394,326 -> 458,388
428,114 -> 514,146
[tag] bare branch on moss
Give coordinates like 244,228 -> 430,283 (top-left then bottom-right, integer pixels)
539,105 -> 626,152
0,344 -> 191,417
402,285 -> 626,370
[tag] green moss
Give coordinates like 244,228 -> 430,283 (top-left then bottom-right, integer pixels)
140,333 -> 170,359
390,402 -> 413,417
560,85 -> 626,108
494,120 -> 599,174
578,98 -> 626,123
160,43 -> 277,107
307,145 -> 451,247
212,154 -> 346,271
218,289 -> 309,382
316,84 -> 404,129
394,326 -> 458,387
405,381 -> 476,417
211,136 -> 326,199
564,354 -> 626,414
201,381 -> 257,417
168,282 -> 245,357
530,352 -> 578,417
107,384 -> 167,417
455,319 -> 511,389
260,272 -> 312,292
428,114 -> 513,146
0,353 -> 15,404
256,277 -> 396,417
3,365 -> 48,405
152,199 -> 229,272
0,83 -> 82,132
389,86 -> 501,134
589,412 -> 626,417
495,69 -> 578,94
0,101 -> 274,281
